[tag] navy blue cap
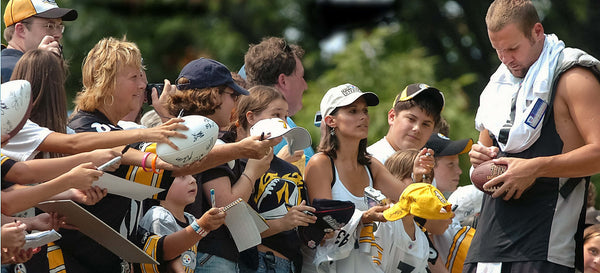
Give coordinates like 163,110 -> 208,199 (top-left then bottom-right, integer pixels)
176,58 -> 249,95
298,199 -> 355,249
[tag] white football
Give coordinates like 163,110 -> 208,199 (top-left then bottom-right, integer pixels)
156,115 -> 219,166
1,80 -> 32,137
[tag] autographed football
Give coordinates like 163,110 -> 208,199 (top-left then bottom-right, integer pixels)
470,161 -> 507,194
156,115 -> 218,167
1,80 -> 33,138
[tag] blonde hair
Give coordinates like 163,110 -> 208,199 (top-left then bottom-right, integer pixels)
485,0 -> 540,40
384,149 -> 420,181
75,36 -> 144,111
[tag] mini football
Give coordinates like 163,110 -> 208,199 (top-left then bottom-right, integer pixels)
1,80 -> 33,138
156,115 -> 218,167
470,160 -> 507,194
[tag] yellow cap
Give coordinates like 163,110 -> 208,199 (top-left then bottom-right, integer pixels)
383,183 -> 453,221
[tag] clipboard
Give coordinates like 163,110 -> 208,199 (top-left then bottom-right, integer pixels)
94,173 -> 164,201
36,200 -> 158,265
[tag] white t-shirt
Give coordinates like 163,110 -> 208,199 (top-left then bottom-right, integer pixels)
374,220 -> 430,273
1,119 -> 52,161
367,137 -> 396,165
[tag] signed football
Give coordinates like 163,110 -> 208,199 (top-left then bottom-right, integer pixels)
156,115 -> 218,167
470,160 -> 507,194
1,80 -> 33,138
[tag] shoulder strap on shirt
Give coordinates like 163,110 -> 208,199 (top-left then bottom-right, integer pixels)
329,155 -> 336,188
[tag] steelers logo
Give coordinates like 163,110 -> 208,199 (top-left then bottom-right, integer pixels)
181,250 -> 196,268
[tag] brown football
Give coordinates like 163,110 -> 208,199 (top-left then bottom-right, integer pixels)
470,161 -> 507,194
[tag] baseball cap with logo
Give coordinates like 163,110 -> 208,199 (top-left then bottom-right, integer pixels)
320,83 -> 379,117
426,133 -> 473,157
176,58 -> 249,95
250,117 -> 311,154
383,183 -> 453,221
4,0 -> 78,27
297,199 -> 355,249
393,83 -> 445,112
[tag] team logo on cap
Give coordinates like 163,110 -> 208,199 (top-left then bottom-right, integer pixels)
340,85 -> 359,96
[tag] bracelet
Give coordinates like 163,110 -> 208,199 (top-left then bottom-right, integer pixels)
142,152 -> 152,172
190,219 -> 209,237
411,172 -> 418,183
241,173 -> 255,193
151,154 -> 160,174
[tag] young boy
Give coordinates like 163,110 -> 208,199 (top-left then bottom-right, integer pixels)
138,175 -> 225,273
373,183 -> 455,273
367,83 -> 444,165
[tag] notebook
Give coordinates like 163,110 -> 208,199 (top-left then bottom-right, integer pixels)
222,198 -> 269,252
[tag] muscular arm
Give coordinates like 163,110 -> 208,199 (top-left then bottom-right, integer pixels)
486,67 -> 600,199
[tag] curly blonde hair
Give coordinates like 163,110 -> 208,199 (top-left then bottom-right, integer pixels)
75,36 -> 144,111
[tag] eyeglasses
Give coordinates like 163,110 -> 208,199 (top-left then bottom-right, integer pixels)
22,22 -> 65,34
223,90 -> 240,101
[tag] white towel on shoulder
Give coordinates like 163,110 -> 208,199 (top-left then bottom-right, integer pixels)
475,34 -> 565,153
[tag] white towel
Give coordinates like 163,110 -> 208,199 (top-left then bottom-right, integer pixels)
475,34 -> 565,153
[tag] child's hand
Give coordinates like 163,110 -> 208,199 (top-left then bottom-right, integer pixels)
66,163 -> 103,190
1,221 -> 26,249
70,186 -> 107,206
86,149 -> 122,171
277,145 -> 304,164
245,147 -> 273,180
197,207 -> 226,232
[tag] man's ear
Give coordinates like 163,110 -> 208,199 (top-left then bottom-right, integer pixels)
275,73 -> 287,90
532,22 -> 544,41
387,108 -> 396,126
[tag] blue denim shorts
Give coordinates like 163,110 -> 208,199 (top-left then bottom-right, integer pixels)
239,251 -> 294,273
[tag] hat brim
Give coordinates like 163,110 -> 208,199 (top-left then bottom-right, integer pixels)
325,92 -> 379,117
282,127 -> 312,154
437,138 -> 473,157
398,87 -> 445,111
228,82 -> 249,95
383,202 -> 409,221
36,8 -> 78,21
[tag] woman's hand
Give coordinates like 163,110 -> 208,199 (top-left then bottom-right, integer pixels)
280,201 -> 317,231
361,204 -> 391,224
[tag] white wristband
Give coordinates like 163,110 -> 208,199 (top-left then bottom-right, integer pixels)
190,219 -> 209,237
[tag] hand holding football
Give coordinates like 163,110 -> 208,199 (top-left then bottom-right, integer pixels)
470,160 -> 507,194
156,115 -> 218,166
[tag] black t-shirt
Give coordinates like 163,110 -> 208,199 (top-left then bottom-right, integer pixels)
40,109 -> 173,272
1,154 -> 16,189
247,156 -> 307,261
195,152 -> 245,262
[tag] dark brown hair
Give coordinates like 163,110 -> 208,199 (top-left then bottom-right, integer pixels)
318,108 -> 371,166
166,76 -> 227,117
234,85 -> 286,131
11,49 -> 68,135
244,37 -> 305,86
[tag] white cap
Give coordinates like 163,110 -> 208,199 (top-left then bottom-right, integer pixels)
320,83 -> 379,117
447,185 -> 484,226
250,118 -> 312,154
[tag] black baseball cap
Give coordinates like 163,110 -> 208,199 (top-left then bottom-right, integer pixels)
176,58 -> 249,95
298,199 -> 355,249
426,133 -> 473,157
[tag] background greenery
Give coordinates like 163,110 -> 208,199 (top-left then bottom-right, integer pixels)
2,0 -> 599,202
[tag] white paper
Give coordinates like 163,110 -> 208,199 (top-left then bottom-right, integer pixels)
23,229 -> 61,249
94,173 -> 164,201
36,200 -> 158,264
224,200 -> 269,252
